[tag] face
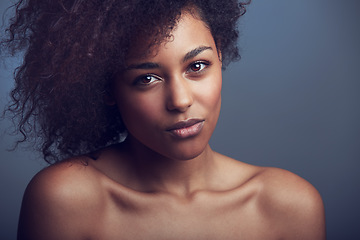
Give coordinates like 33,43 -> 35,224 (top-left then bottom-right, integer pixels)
112,12 -> 222,160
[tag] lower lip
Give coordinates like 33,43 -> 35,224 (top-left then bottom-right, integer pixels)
168,121 -> 204,139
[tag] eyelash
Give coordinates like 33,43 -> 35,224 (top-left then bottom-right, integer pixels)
187,61 -> 210,74
133,60 -> 211,86
133,74 -> 160,86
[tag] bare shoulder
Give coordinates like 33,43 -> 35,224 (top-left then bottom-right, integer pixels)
18,157 -> 105,240
255,167 -> 326,239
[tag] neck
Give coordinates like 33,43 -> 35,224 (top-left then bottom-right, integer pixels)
122,135 -> 219,197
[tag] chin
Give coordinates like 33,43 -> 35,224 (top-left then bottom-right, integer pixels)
162,141 -> 209,161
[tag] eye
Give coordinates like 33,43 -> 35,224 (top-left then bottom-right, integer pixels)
133,74 -> 161,86
187,61 -> 210,73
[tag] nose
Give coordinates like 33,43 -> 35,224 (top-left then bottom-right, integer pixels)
166,76 -> 193,112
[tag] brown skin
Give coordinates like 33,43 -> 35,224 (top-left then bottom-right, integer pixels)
17,12 -> 326,240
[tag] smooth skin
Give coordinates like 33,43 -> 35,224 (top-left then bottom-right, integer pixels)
17,11 -> 326,240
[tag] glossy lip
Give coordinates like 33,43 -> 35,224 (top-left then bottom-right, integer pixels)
166,119 -> 205,139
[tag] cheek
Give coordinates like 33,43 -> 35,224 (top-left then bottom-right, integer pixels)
198,73 -> 222,113
116,92 -> 163,131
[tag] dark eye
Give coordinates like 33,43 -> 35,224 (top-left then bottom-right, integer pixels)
134,74 -> 160,86
187,61 -> 209,73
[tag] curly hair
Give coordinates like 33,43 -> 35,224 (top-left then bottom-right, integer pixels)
1,0 -> 250,163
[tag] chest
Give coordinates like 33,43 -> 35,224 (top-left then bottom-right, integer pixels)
93,193 -> 280,240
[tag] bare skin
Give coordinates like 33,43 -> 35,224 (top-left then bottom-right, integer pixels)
17,11 -> 325,240
18,145 -> 325,240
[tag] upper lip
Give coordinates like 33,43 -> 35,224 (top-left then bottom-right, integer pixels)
166,118 -> 204,131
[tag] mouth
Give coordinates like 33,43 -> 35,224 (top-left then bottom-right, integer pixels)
166,119 -> 205,139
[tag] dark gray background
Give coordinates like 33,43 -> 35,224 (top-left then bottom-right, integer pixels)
1,0 -> 359,239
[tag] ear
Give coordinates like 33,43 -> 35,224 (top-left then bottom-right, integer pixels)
104,91 -> 116,106
215,41 -> 222,65
218,50 -> 222,66
216,48 -> 222,67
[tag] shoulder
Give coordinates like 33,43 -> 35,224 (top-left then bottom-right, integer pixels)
24,157 -> 105,206
256,167 -> 323,212
18,157 -> 105,240
255,167 -> 326,239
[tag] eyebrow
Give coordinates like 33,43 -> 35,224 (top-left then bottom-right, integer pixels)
182,46 -> 213,63
125,45 -> 213,71
126,62 -> 160,70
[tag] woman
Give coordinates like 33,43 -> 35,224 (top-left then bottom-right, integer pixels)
1,0 -> 325,239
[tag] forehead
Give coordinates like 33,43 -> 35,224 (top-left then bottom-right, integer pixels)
125,11 -> 214,62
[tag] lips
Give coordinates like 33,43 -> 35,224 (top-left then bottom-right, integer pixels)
166,119 -> 204,139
